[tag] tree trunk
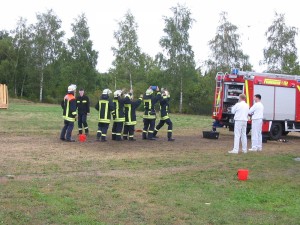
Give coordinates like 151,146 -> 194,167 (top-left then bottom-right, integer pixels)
179,76 -> 183,113
129,72 -> 133,91
39,71 -> 44,102
20,73 -> 27,98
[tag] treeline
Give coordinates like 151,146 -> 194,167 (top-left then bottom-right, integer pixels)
0,5 -> 299,114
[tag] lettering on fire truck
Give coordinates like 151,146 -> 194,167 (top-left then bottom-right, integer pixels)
263,79 -> 289,86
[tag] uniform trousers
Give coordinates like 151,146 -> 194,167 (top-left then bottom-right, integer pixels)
112,122 -> 124,140
233,120 -> 247,152
78,113 -> 88,134
154,118 -> 173,138
60,120 -> 74,140
123,125 -> 135,139
143,119 -> 155,139
97,123 -> 109,141
251,119 -> 263,150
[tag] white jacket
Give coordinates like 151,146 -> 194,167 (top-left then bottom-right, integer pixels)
249,102 -> 264,120
231,100 -> 249,121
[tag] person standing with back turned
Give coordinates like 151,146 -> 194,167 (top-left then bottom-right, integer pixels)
228,94 -> 249,154
143,86 -> 161,140
95,89 -> 115,142
153,88 -> 175,141
248,94 -> 264,151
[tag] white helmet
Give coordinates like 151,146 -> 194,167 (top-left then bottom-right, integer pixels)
124,93 -> 132,99
102,89 -> 112,95
68,84 -> 77,92
114,90 -> 122,98
145,88 -> 153,95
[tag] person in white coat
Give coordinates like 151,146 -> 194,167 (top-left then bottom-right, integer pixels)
248,94 -> 264,151
228,94 -> 249,154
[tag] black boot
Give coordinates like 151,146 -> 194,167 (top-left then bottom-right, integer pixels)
123,136 -> 128,140
116,135 -> 122,141
129,137 -> 136,141
112,134 -> 116,140
153,129 -> 158,138
142,132 -> 147,140
96,132 -> 101,142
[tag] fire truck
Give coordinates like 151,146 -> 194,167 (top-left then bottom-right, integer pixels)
212,69 -> 300,140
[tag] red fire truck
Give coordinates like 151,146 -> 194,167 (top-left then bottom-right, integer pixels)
212,69 -> 300,140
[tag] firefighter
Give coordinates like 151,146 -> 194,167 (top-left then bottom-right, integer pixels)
60,84 -> 77,142
228,94 -> 249,154
95,89 -> 115,142
76,88 -> 90,136
123,92 -> 143,141
112,90 -> 126,141
143,86 -> 161,140
153,89 -> 175,141
248,94 -> 264,151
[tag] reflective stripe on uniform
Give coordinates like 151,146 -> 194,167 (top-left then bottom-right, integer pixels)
98,100 -> 110,123
64,98 -> 76,122
125,121 -> 137,125
125,103 -> 132,123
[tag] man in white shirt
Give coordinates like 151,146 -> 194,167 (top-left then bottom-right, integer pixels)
248,94 -> 264,151
228,94 -> 249,154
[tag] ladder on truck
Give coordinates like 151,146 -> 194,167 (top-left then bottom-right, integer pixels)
240,71 -> 300,81
213,72 -> 224,116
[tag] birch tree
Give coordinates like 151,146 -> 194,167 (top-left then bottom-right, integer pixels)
207,11 -> 251,72
159,4 -> 195,113
112,10 -> 142,91
262,12 -> 299,74
32,9 -> 64,102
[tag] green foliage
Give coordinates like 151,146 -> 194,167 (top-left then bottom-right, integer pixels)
262,12 -> 300,74
111,10 -> 144,91
207,11 -> 252,72
159,4 -> 196,113
66,14 -> 99,91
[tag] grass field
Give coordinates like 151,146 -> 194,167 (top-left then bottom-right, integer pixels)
0,100 -> 299,224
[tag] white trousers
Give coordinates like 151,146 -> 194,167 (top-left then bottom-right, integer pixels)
233,120 -> 247,152
251,119 -> 263,149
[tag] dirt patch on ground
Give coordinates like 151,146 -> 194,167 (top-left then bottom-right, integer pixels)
1,130 -> 299,183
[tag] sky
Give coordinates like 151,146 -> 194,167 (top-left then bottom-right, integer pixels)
1,0 -> 300,73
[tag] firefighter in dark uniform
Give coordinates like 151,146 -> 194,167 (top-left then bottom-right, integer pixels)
123,93 -> 143,141
60,84 -> 77,142
153,89 -> 175,141
95,89 -> 115,142
143,86 -> 161,140
76,88 -> 90,135
112,90 -> 127,141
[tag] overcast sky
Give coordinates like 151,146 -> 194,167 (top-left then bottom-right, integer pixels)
1,0 -> 300,73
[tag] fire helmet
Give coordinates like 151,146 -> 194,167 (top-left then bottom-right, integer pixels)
68,84 -> 77,92
102,89 -> 112,95
145,88 -> 153,95
114,90 -> 122,98
124,93 -> 133,100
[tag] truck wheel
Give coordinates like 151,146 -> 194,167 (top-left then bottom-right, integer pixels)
269,122 -> 282,140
